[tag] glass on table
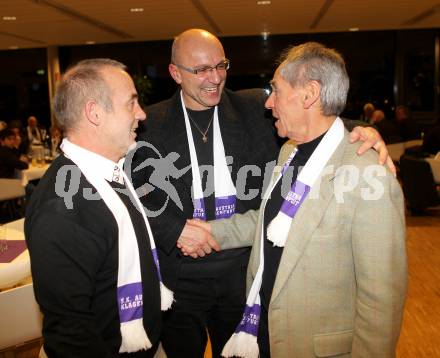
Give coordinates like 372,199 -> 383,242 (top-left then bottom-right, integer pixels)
0,225 -> 8,254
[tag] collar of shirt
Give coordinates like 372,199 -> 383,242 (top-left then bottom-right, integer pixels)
61,138 -> 125,184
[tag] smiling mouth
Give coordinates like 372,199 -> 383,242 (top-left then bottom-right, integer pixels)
203,87 -> 218,93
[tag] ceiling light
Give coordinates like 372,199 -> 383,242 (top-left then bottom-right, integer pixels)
130,8 -> 144,12
2,16 -> 17,21
349,27 -> 359,32
9,46 -> 19,50
85,41 -> 95,45
257,1 -> 271,5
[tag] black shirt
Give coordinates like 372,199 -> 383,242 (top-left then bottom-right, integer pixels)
183,107 -> 249,269
187,107 -> 215,219
258,132 -> 326,357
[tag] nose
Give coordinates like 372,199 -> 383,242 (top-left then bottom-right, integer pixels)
265,92 -> 274,109
135,102 -> 146,121
207,68 -> 222,84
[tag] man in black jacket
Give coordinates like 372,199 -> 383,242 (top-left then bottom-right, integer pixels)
131,29 -> 390,358
26,59 -> 164,357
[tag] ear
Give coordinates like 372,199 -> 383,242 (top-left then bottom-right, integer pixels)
84,100 -> 100,126
303,80 -> 320,109
169,64 -> 182,84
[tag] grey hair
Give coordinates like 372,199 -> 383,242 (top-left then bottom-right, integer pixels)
53,58 -> 127,133
279,42 -> 349,116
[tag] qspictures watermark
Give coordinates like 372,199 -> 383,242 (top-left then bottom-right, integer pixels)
54,141 -> 390,216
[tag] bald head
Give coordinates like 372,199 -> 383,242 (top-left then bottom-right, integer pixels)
169,28 -> 228,110
171,29 -> 224,64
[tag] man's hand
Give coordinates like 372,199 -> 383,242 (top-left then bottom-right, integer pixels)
187,219 -> 212,233
176,221 -> 220,259
349,126 -> 396,176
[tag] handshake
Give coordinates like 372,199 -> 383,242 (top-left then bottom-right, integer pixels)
176,219 -> 221,259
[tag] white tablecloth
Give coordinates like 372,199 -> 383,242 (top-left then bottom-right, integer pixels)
426,158 -> 440,184
18,164 -> 49,186
0,219 -> 30,290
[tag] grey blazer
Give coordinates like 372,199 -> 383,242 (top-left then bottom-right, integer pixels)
212,130 -> 407,357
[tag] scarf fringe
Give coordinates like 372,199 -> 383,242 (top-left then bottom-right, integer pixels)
160,282 -> 174,311
267,211 -> 292,247
119,318 -> 152,353
221,331 -> 259,358
222,332 -> 260,358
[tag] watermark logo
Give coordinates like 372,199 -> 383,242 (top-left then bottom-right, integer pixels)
53,142 -> 389,214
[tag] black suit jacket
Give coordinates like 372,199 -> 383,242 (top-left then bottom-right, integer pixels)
131,89 -> 280,290
26,155 -> 161,357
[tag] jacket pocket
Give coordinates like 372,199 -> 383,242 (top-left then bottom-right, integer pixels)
313,330 -> 353,357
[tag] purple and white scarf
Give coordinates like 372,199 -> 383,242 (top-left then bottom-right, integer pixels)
180,91 -> 236,221
61,139 -> 173,353
221,118 -> 344,358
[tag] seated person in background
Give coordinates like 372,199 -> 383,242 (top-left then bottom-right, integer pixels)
394,105 -> 419,141
0,128 -> 28,178
10,127 -> 23,154
26,115 -> 43,145
422,123 -> 440,155
371,109 -> 402,144
49,125 -> 63,157
360,102 -> 375,123
9,120 -> 29,155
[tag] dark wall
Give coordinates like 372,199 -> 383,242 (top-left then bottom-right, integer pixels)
1,28 -> 439,129
0,48 -> 49,128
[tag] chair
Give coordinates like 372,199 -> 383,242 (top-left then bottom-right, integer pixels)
404,139 -> 423,149
0,179 -> 25,221
386,142 -> 405,162
0,283 -> 43,352
399,154 -> 440,214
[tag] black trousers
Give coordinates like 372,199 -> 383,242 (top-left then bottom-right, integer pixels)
119,342 -> 158,358
161,260 -> 247,358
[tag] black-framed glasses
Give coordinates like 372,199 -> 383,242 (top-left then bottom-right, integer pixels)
173,59 -> 230,76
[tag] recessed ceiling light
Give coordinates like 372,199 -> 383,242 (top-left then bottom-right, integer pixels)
130,8 -> 144,12
2,16 -> 17,21
9,46 -> 19,50
85,41 -> 96,45
257,1 -> 271,5
349,27 -> 359,32
261,31 -> 270,40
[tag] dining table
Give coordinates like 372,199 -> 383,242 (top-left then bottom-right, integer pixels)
0,219 -> 30,290
18,163 -> 50,186
426,157 -> 440,184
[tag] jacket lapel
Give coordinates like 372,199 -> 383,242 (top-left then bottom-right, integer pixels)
160,92 -> 193,188
269,132 -> 349,304
217,92 -> 246,177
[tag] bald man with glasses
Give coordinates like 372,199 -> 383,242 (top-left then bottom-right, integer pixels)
132,28 -> 391,358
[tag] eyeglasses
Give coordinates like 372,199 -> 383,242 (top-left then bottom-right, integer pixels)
173,59 -> 230,76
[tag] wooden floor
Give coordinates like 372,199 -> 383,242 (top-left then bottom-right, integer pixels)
2,209 -> 439,358
396,208 -> 440,357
